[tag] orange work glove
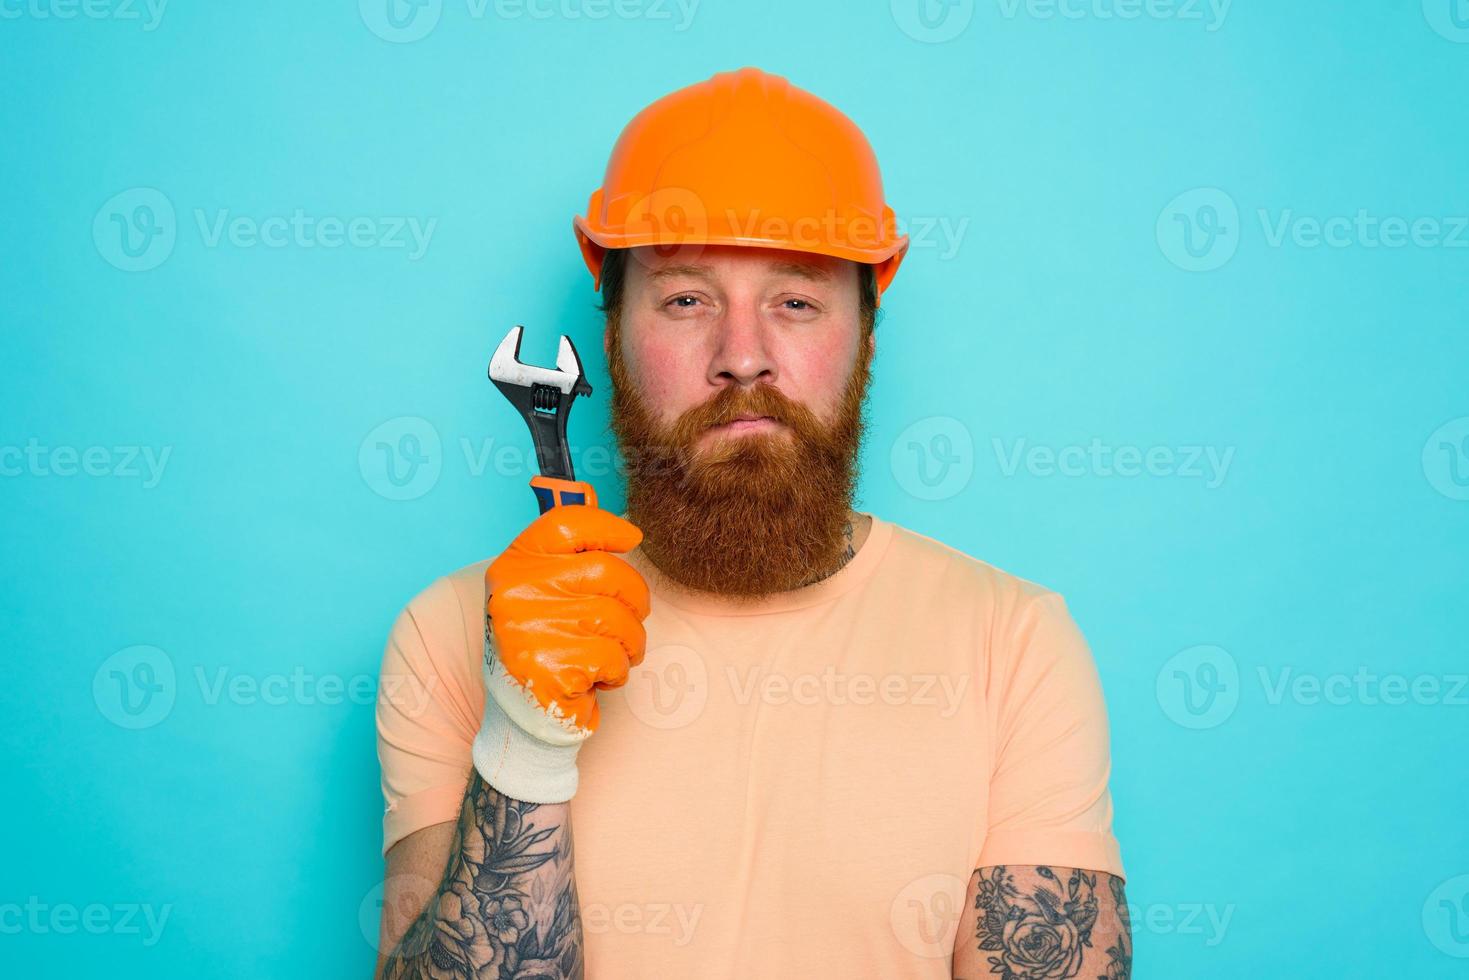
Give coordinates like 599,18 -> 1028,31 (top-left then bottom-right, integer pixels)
470,504 -> 651,803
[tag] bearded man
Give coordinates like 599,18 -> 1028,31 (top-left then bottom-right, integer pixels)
373,67 -> 1129,980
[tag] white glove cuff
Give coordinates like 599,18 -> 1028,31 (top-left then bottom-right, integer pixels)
471,633 -> 593,804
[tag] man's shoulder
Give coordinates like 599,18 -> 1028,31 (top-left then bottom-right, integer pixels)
876,516 -> 1069,610
876,518 -> 1093,664
391,557 -> 492,638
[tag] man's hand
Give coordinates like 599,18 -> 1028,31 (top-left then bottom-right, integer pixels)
486,503 -> 650,735
472,504 -> 651,804
951,866 -> 1132,979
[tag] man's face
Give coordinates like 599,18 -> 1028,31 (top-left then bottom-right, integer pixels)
605,244 -> 876,599
608,243 -> 869,445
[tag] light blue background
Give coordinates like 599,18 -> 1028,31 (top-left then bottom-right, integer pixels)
2,1 -> 1466,975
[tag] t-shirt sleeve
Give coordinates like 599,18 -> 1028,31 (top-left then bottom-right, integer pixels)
375,573 -> 484,858
976,588 -> 1125,880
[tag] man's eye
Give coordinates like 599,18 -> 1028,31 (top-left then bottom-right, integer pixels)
784,299 -> 813,311
667,295 -> 701,308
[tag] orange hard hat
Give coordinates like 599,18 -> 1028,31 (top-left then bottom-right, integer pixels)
573,66 -> 909,306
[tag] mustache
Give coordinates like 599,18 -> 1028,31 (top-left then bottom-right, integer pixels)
678,383 -> 808,435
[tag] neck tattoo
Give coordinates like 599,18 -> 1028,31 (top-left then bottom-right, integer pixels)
795,518 -> 857,589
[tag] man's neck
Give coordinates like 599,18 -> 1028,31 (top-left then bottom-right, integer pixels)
795,511 -> 871,589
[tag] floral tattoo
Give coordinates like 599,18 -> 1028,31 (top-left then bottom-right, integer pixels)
381,772 -> 584,979
973,866 -> 1131,980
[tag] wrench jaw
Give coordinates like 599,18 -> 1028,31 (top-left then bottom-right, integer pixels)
487,325 -> 594,495
556,335 -> 594,398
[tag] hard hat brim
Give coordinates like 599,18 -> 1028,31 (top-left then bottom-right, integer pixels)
574,215 -> 908,301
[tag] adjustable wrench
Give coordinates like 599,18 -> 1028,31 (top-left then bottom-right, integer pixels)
487,324 -> 597,514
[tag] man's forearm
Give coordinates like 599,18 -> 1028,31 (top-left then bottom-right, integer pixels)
952,866 -> 1131,979
380,770 -> 584,980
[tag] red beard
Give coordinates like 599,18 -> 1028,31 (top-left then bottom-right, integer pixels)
607,320 -> 873,600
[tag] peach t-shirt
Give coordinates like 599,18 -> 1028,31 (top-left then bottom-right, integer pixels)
376,514 -> 1124,977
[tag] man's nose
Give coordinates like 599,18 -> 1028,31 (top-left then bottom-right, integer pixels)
707,301 -> 776,388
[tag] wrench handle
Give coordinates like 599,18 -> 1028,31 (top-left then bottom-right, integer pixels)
530,475 -> 598,515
